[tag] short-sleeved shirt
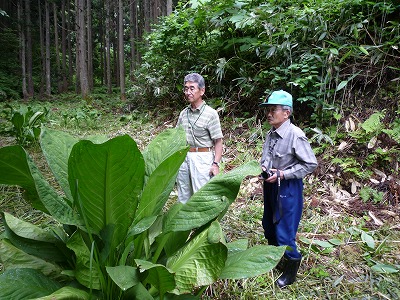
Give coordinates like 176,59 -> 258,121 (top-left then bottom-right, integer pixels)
261,119 -> 317,179
177,102 -> 223,148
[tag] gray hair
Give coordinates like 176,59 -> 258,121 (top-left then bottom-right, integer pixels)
184,73 -> 205,89
282,105 -> 292,114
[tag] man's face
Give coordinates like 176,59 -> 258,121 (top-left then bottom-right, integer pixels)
183,81 -> 204,106
265,105 -> 290,128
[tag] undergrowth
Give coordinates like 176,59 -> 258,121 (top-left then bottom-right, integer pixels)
0,98 -> 399,299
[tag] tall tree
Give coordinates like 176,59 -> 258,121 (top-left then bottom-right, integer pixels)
25,0 -> 34,97
118,0 -> 126,100
76,0 -> 89,98
53,2 -> 61,92
87,0 -> 93,91
61,0 -> 68,92
17,0 -> 28,99
45,0 -> 51,96
105,0 -> 112,93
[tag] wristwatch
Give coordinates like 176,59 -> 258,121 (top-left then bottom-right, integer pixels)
212,161 -> 219,167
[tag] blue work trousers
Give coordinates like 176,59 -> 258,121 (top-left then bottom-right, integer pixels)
262,178 -> 303,259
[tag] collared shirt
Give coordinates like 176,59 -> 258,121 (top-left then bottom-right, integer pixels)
177,101 -> 223,148
261,119 -> 317,179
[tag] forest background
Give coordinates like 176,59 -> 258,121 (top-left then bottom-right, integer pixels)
0,0 -> 400,299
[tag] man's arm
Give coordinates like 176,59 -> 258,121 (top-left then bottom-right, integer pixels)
210,138 -> 223,176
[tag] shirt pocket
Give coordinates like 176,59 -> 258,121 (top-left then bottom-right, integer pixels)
192,126 -> 209,138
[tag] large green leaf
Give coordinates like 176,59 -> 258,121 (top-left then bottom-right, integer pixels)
0,145 -> 45,212
27,155 -> 82,226
40,127 -> 108,202
163,160 -> 260,233
39,127 -> 79,201
2,212 -> 71,263
219,245 -> 286,279
66,231 -> 101,290
0,144 -> 81,225
135,259 -> 176,296
142,127 -> 188,179
68,135 -> 145,248
106,266 -> 140,291
34,286 -> 91,300
0,240 -> 63,278
166,221 -> 227,294
0,268 -> 62,300
135,149 -> 187,223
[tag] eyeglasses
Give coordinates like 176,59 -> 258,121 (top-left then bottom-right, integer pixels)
265,107 -> 285,114
183,86 -> 198,93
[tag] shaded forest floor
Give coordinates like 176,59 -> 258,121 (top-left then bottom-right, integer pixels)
0,97 -> 399,299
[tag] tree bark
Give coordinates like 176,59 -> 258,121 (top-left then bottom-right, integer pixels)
87,0 -> 93,91
45,0 -> 51,96
118,0 -> 126,101
18,0 -> 28,100
53,2 -> 61,92
76,0 -> 89,98
105,0 -> 112,94
38,0 -> 45,97
25,0 -> 34,97
61,0 -> 68,92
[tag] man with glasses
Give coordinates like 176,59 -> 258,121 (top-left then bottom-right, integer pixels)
176,73 -> 223,204
259,90 -> 317,288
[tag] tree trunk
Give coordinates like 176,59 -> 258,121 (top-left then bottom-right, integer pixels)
25,0 -> 34,97
38,0 -> 45,97
45,0 -> 51,96
167,0 -> 173,15
118,0 -> 126,101
67,0 -> 73,90
53,2 -> 61,92
129,0 -> 136,80
87,0 -> 93,91
18,0 -> 28,100
61,0 -> 68,92
77,0 -> 89,98
105,0 -> 112,94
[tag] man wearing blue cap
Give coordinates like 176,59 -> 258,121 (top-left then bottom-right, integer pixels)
259,90 -> 317,288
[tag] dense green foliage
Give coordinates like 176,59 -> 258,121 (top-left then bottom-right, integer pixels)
134,0 -> 399,118
0,126 -> 285,299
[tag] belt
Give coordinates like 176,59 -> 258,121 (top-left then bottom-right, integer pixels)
189,147 -> 212,152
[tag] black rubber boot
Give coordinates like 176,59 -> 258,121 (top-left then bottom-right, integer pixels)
276,256 -> 301,288
275,255 -> 287,272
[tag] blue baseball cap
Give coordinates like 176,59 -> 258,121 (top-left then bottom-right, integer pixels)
259,90 -> 293,107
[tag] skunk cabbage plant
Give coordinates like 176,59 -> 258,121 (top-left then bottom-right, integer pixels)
0,127 -> 284,299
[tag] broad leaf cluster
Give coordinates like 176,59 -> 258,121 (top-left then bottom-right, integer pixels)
0,127 -> 285,299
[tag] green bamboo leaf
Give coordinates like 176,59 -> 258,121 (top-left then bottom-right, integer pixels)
336,80 -> 348,91
361,231 -> 375,249
359,46 -> 369,55
371,264 -> 399,274
0,268 -> 62,300
220,245 -> 285,279
163,160 -> 260,233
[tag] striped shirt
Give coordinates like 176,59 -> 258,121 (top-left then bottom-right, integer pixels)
177,101 -> 223,148
261,119 -> 317,179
